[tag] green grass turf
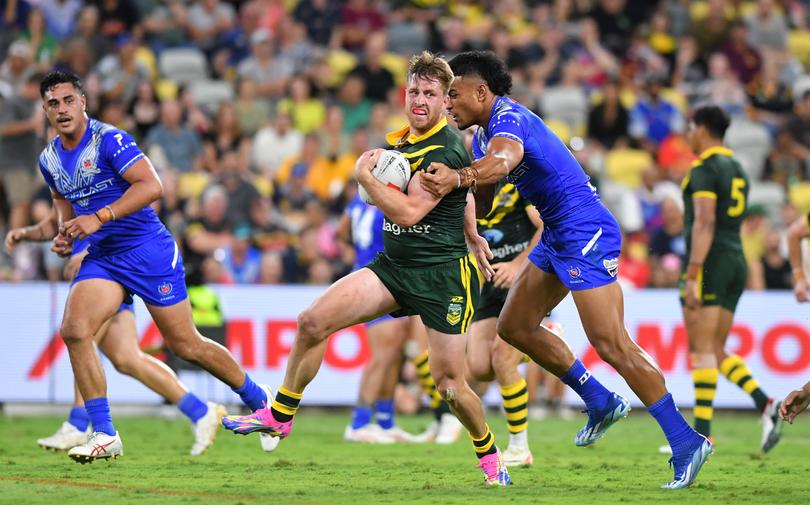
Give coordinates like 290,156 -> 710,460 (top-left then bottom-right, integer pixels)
0,409 -> 808,504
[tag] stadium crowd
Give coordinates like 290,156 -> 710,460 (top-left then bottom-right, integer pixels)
2,0 -> 810,290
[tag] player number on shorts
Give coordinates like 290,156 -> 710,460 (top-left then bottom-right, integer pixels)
114,133 -> 124,146
728,177 -> 746,217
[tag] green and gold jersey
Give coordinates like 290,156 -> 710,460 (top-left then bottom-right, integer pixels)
477,182 -> 535,263
382,117 -> 471,267
682,146 -> 749,255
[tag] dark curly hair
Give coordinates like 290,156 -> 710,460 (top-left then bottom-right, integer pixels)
448,51 -> 512,96
40,70 -> 84,98
692,105 -> 730,140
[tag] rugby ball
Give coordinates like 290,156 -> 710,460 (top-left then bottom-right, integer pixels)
358,150 -> 412,205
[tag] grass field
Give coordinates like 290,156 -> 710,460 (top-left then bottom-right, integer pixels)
0,409 -> 808,504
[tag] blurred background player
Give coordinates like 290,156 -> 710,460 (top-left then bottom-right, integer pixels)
6,216 -> 225,456
339,192 -> 415,443
668,105 -> 781,454
466,179 -> 544,467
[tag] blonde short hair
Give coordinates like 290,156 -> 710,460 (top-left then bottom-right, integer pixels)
407,51 -> 454,94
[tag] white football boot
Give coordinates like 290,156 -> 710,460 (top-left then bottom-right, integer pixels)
37,422 -> 90,451
190,402 -> 227,456
68,431 -> 123,463
435,413 -> 463,444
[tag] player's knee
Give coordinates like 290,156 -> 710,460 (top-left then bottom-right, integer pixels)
296,308 -> 328,345
436,377 -> 463,405
591,338 -> 626,367
60,320 -> 94,346
166,338 -> 199,363
496,319 -> 525,348
468,360 -> 490,382
111,354 -> 138,376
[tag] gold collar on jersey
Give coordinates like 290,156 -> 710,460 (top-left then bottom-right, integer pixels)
691,146 -> 734,168
385,117 -> 448,147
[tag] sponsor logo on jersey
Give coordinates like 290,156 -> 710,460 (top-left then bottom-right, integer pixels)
491,241 -> 529,260
382,220 -> 431,236
482,229 -> 504,244
603,258 -> 619,278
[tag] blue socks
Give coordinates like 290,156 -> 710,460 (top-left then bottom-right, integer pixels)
649,393 -> 699,455
84,397 -> 116,436
177,392 -> 208,423
68,405 -> 89,432
375,399 -> 395,430
561,359 -> 611,412
232,374 -> 267,411
351,405 -> 373,430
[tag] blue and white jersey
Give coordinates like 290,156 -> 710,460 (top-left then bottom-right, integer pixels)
345,194 -> 385,270
38,118 -> 168,254
472,96 -> 602,228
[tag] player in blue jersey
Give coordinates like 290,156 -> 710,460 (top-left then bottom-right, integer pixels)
6,223 -> 225,455
35,70 -> 273,462
420,51 -> 711,489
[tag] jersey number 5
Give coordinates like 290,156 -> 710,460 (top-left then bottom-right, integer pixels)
728,177 -> 746,217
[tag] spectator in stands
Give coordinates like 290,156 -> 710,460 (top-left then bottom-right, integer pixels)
648,197 -> 686,288
0,39 -> 33,93
258,251 -> 285,284
221,223 -> 262,284
541,60 -> 588,136
183,184 -> 234,281
629,74 -> 684,148
275,18 -> 315,75
69,5 -> 111,67
785,90 -> 810,162
691,0 -> 731,54
0,71 -> 42,231
233,78 -> 270,138
250,197 -> 289,253
337,0 -> 385,54
139,0 -> 188,51
757,229 -> 792,290
202,102 -> 243,166
278,75 -> 326,135
38,0 -> 82,40
590,0 -> 636,58
19,8 -> 56,67
276,133 -> 338,202
672,36 -> 708,106
349,31 -> 396,103
95,33 -> 150,103
95,0 -> 140,40
237,27 -> 294,102
292,0 -> 341,48
764,129 -> 807,188
745,0 -> 788,54
587,78 -> 628,149
273,162 -> 318,231
742,204 -> 770,289
719,21 -> 762,86
252,110 -> 303,179
748,60 -> 793,132
145,98 -> 203,173
128,79 -> 160,141
184,0 -> 236,55
219,150 -> 261,226
337,73 -> 374,134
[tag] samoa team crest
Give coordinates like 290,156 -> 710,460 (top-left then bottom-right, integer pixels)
158,282 -> 173,296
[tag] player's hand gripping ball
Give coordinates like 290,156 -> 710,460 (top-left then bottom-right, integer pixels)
358,150 -> 412,205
